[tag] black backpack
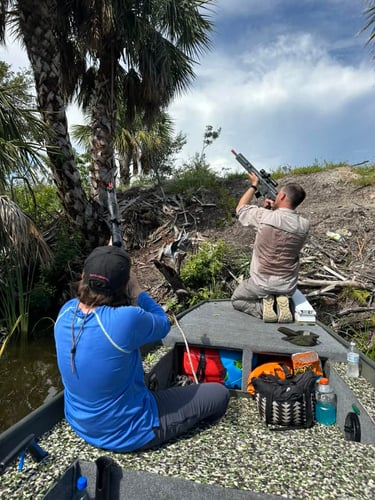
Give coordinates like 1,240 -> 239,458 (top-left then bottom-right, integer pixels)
251,370 -> 316,430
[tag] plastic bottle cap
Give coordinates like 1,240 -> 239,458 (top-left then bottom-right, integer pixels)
77,476 -> 88,490
317,377 -> 333,393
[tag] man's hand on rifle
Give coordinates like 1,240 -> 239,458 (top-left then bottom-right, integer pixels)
264,198 -> 274,210
236,172 -> 260,212
248,172 -> 259,189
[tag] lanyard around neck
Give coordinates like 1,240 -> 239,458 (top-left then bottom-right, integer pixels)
70,303 -> 90,374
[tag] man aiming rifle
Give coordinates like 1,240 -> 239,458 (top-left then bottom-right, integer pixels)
231,149 -> 310,323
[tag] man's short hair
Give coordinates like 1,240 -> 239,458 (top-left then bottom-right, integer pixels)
282,183 -> 306,209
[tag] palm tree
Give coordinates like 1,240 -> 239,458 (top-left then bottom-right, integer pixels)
0,0 -> 109,245
0,62 -> 51,258
72,110 -> 186,186
0,62 -> 48,189
0,65 -> 53,347
71,0 -> 215,203
132,115 -> 187,184
0,0 -> 215,246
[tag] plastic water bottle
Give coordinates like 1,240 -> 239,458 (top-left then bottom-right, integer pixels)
73,476 -> 89,500
315,378 -> 336,425
346,341 -> 360,378
326,231 -> 345,243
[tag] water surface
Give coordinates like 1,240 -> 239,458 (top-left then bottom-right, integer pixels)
0,335 -> 63,433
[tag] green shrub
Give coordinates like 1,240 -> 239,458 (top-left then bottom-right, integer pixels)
180,240 -> 230,289
31,219 -> 85,320
339,288 -> 371,306
347,321 -> 375,362
166,156 -> 219,196
355,164 -> 375,187
11,181 -> 62,229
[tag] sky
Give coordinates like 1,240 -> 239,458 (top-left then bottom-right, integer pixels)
1,0 -> 374,174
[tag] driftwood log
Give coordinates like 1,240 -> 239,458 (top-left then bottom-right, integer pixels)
152,260 -> 191,302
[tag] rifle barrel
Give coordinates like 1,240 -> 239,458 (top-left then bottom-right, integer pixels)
231,149 -> 278,201
106,182 -> 123,248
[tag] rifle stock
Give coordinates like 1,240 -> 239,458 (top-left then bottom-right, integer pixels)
231,149 -> 278,201
106,182 -> 122,247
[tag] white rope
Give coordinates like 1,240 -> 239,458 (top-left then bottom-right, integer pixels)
173,314 -> 199,384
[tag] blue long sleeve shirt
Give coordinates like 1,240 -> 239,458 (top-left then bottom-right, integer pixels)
54,292 -> 170,452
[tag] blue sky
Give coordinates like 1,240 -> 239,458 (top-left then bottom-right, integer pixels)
169,0 -> 375,172
1,0 -> 374,174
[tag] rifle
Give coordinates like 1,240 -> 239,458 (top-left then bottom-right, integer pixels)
106,181 -> 122,247
231,149 -> 278,203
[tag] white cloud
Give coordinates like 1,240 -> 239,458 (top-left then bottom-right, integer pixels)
169,25 -> 375,172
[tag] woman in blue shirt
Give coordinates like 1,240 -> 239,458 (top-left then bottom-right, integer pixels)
54,246 -> 229,452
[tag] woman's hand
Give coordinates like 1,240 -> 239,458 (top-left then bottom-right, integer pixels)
127,270 -> 143,303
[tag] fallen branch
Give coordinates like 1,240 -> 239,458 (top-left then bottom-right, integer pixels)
152,259 -> 191,302
336,306 -> 375,317
322,265 -> 347,281
298,278 -> 370,289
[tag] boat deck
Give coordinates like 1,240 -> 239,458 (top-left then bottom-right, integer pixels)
165,301 -> 375,444
1,301 -> 375,499
164,299 -> 347,360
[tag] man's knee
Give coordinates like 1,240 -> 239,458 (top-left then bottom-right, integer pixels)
232,297 -> 262,319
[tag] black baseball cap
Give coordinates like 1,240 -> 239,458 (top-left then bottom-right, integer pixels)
83,246 -> 131,295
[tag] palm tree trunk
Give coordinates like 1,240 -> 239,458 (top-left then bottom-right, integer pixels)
118,152 -> 131,186
17,0 -> 109,245
90,54 -> 117,204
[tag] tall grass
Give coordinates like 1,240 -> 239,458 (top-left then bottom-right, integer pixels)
0,247 -> 36,356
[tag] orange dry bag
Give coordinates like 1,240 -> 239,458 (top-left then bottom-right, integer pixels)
247,361 -> 293,396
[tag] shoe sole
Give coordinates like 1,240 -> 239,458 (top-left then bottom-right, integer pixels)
276,296 -> 293,323
263,297 -> 278,323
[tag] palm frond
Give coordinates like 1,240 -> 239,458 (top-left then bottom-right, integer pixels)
151,0 -> 215,58
0,195 -> 52,267
363,3 -> 375,44
0,83 -> 50,188
71,122 -> 92,151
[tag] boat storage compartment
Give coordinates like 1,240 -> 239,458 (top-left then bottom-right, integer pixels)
145,344 -> 244,391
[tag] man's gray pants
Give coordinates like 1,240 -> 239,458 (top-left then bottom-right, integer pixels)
231,277 -> 268,319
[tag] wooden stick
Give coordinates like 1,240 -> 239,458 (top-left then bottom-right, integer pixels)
336,306 -> 375,317
298,278 -> 370,289
322,265 -> 347,281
